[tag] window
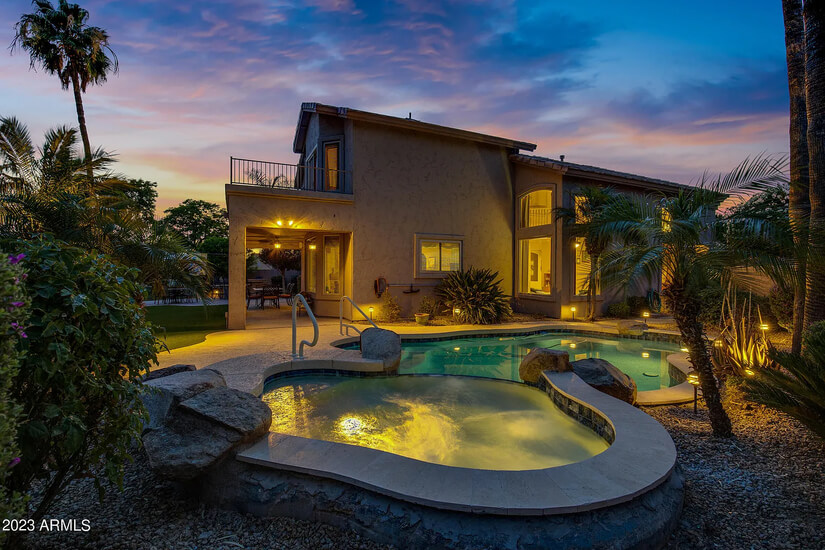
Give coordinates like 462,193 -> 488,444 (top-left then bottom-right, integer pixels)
306,241 -> 317,293
574,237 -> 597,296
519,237 -> 552,295
574,195 -> 589,224
416,237 -> 462,276
519,189 -> 553,228
324,142 -> 339,191
323,236 -> 341,295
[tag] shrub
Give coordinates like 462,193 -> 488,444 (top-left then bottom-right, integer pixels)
696,285 -> 726,328
710,291 -> 772,378
0,253 -> 29,538
626,296 -> 649,316
381,291 -> 402,323
742,321 -> 825,439
605,301 -> 631,318
768,285 -> 794,332
418,295 -> 443,318
4,237 -> 158,520
435,267 -> 512,325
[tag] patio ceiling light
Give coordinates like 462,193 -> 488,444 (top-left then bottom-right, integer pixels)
274,242 -> 282,248
276,220 -> 283,226
288,219 -> 294,226
308,244 -> 317,250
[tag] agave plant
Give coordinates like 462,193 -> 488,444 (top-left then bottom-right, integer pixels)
435,267 -> 512,325
711,288 -> 773,378
742,322 -> 825,439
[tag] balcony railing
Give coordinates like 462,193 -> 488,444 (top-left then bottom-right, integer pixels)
230,157 -> 349,192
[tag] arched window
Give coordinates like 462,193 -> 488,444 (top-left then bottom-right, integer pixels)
519,189 -> 553,228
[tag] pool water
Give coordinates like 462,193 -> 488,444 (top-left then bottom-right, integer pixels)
262,375 -> 609,470
395,333 -> 681,391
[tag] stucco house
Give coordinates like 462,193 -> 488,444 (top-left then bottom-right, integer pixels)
225,102 -> 686,329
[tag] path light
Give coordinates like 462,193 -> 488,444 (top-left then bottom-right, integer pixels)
569,343 -> 577,349
276,219 -> 283,226
641,352 -> 650,358
642,311 -> 650,319
454,347 -> 461,352
453,307 -> 461,315
570,306 -> 576,321
368,306 -> 374,321
760,323 -> 769,331
288,220 -> 294,226
688,373 -> 701,413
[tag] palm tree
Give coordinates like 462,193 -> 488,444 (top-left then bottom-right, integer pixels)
782,0 -> 810,354
595,157 -> 787,437
0,116 -> 210,300
554,186 -> 615,321
12,0 -> 118,183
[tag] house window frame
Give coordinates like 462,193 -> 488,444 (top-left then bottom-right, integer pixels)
305,146 -> 318,191
517,236 -> 554,298
519,188 -> 554,229
322,137 -> 343,192
414,233 -> 463,279
322,235 -> 342,296
572,236 -> 600,297
516,184 -> 557,301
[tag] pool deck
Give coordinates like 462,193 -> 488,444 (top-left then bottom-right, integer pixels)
156,313 -> 694,405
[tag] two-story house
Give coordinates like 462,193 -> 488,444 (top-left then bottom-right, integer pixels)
225,102 -> 686,329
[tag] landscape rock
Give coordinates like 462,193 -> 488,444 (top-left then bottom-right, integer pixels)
616,320 -> 648,336
179,387 -> 272,441
571,357 -> 638,405
141,369 -> 225,431
143,364 -> 196,382
519,348 -> 571,383
143,387 -> 272,481
360,327 -> 402,370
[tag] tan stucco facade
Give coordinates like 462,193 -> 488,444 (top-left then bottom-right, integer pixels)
226,104 -> 675,329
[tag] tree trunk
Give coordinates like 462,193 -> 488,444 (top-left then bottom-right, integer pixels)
586,252 -> 600,322
70,73 -> 94,185
804,1 -> 825,330
665,285 -> 733,437
784,0 -> 810,353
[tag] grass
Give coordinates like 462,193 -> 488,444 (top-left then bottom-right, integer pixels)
147,305 -> 228,350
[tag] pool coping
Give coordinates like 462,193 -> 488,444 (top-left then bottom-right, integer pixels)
329,324 -> 696,406
237,369 -> 677,516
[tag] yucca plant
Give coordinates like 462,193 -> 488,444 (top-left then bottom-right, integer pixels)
435,267 -> 512,325
711,287 -> 773,378
742,322 -> 825,439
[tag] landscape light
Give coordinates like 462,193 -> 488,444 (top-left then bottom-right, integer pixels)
680,347 -> 689,352
288,220 -> 294,226
641,352 -> 650,358
760,323 -> 769,331
744,369 -> 755,376
454,347 -> 460,351
642,311 -> 650,318
368,306 -> 374,320
688,372 -> 700,413
453,307 -> 461,315
276,220 -> 283,226
574,242 -> 580,248
714,339 -> 723,348
570,343 -> 577,349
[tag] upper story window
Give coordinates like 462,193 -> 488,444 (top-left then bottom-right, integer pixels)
324,142 -> 339,191
415,234 -> 462,277
306,149 -> 317,190
574,194 -> 590,224
520,189 -> 553,228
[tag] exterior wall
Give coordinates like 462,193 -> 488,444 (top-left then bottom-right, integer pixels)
347,121 -> 514,319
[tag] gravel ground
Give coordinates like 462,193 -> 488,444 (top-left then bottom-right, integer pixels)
19,385 -> 824,550
648,383 -> 825,550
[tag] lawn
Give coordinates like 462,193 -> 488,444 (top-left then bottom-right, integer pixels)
147,305 -> 228,350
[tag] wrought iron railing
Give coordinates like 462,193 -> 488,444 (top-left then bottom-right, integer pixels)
230,157 -> 349,192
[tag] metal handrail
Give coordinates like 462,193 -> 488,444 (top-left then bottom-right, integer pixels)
340,296 -> 379,336
292,294 -> 319,359
230,156 -> 350,191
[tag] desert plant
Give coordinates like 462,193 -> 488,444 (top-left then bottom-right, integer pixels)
742,321 -> 825,439
4,236 -> 157,521
711,289 -> 773,378
435,267 -> 512,325
381,291 -> 402,323
418,295 -> 442,318
0,253 -> 29,541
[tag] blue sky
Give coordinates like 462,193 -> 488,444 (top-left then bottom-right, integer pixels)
0,0 -> 788,210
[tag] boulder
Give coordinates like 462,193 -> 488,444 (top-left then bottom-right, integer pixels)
179,387 -> 272,441
360,327 -> 402,371
616,320 -> 648,336
143,364 -> 196,382
141,369 -> 225,432
143,387 -> 272,481
519,348 -> 571,384
571,358 -> 637,405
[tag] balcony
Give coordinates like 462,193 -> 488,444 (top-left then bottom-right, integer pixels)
230,157 -> 350,193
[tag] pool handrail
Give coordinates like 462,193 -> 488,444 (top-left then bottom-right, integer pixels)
292,294 -> 319,359
339,295 -> 378,336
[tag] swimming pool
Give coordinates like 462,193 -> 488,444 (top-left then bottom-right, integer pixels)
344,332 -> 681,391
262,374 -> 610,470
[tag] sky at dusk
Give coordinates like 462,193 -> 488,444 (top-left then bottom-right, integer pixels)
0,0 -> 789,212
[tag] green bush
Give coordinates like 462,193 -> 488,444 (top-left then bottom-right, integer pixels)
605,301 -> 631,318
381,291 -> 402,322
435,267 -> 512,325
418,295 -> 443,318
768,285 -> 794,332
0,253 -> 29,537
626,296 -> 649,316
4,237 -> 158,520
743,321 -> 825,439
